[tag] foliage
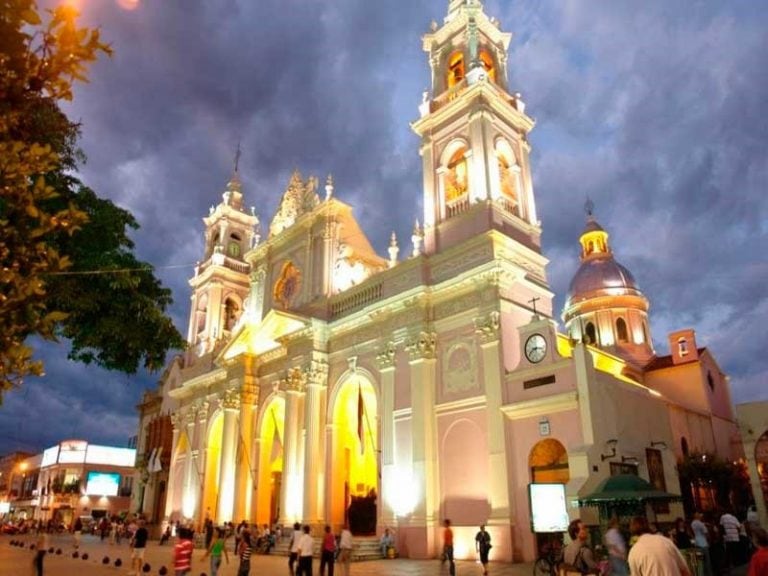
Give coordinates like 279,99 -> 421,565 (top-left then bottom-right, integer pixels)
676,451 -> 753,515
0,1 -> 184,396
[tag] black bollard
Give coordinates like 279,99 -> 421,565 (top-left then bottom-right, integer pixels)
82,552 -> 89,560
73,551 -> 79,558
158,567 -> 168,576
103,556 -> 110,564
56,548 -> 62,555
142,562 -> 151,572
115,558 -> 122,567
48,547 -> 54,553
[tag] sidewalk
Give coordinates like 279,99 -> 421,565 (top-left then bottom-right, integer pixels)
1,533 -> 535,576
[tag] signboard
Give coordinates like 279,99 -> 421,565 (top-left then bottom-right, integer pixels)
529,483 -> 569,533
85,472 -> 120,497
0,502 -> 10,514
58,441 -> 87,464
41,446 -> 59,468
85,445 -> 136,467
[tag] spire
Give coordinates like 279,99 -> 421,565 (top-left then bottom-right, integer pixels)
388,232 -> 399,268
578,202 -> 610,260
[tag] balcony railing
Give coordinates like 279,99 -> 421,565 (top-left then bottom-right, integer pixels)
330,283 -> 383,319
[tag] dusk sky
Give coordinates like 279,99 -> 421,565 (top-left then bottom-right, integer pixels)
1,0 -> 766,455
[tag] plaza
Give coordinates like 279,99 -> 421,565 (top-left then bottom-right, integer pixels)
0,532 -> 533,576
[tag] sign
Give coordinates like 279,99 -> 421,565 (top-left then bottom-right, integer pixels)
85,445 -> 136,467
0,502 -> 9,514
529,483 -> 569,533
85,472 -> 120,497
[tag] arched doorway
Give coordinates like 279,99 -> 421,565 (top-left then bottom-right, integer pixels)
201,413 -> 223,522
256,397 -> 285,526
529,439 -> 570,484
330,375 -> 378,534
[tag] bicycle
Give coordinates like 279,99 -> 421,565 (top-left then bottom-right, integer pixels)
533,538 -> 564,576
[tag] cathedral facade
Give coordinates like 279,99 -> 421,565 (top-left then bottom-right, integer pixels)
134,0 -> 743,562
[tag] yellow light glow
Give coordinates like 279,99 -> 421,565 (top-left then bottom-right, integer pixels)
223,309 -> 307,359
285,473 -> 303,521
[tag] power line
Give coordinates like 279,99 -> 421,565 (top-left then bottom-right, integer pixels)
43,263 -> 196,277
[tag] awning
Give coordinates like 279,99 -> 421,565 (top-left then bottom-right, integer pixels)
579,474 -> 680,516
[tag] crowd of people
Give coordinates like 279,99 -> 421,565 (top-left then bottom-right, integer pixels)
557,506 -> 766,576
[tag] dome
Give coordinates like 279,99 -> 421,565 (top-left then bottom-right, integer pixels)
566,256 -> 641,306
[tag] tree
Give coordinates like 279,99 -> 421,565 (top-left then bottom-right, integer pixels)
0,1 -> 185,397
677,451 -> 753,516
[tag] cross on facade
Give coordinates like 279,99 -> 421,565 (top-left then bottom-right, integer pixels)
528,296 -> 540,315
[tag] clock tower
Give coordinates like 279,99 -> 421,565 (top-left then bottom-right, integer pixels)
412,0 -> 541,258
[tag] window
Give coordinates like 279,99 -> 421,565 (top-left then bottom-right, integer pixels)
616,318 -> 628,343
447,51 -> 465,88
585,322 -> 597,345
707,371 -> 715,391
678,338 -> 688,356
445,147 -> 469,202
227,242 -> 240,257
479,50 -> 496,83
641,321 -> 650,344
498,154 -> 518,203
224,298 -> 240,331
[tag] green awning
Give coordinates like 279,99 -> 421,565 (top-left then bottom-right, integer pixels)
579,474 -> 680,509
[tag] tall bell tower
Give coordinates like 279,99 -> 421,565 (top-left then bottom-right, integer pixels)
187,170 -> 260,358
412,0 -> 540,256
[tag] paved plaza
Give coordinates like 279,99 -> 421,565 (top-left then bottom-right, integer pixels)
0,533 -> 534,576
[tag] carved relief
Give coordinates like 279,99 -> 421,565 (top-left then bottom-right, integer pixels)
376,341 -> 396,370
196,400 -> 210,421
221,388 -> 241,411
443,340 -> 478,393
306,358 -> 329,387
282,367 -> 307,393
474,311 -> 501,343
406,331 -> 437,361
430,243 -> 494,284
170,411 -> 182,430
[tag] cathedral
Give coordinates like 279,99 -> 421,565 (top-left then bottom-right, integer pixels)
134,0 -> 744,562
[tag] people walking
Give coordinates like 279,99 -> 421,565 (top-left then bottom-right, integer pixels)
203,527 -> 230,576
204,516 -> 214,550
604,517 -> 628,576
73,517 -> 83,550
32,529 -> 49,576
289,521 -> 302,576
320,524 -> 336,576
475,524 -> 492,575
173,527 -> 194,576
442,518 -> 456,576
338,524 -> 353,576
720,509 -> 743,569
129,519 -> 149,576
564,519 -> 598,575
297,524 -> 314,576
691,512 -> 713,576
628,516 -> 691,576
237,528 -> 253,576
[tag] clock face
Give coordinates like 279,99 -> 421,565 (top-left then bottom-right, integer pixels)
525,333 -> 547,363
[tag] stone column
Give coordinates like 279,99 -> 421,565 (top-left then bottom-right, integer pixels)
195,400 -> 210,527
377,342 -> 397,527
406,330 -> 438,558
280,369 -> 306,525
183,409 -> 198,520
475,311 -> 511,521
164,412 -> 181,519
217,389 -> 240,522
303,357 -> 328,525
234,359 -> 259,523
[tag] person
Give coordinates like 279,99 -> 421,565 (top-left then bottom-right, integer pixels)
628,516 -> 691,576
720,509 -> 742,569
603,517 -> 628,576
563,519 -> 598,575
297,524 -> 315,576
204,516 -> 214,550
747,505 -> 760,528
442,518 -> 455,576
130,519 -> 149,576
289,521 -> 302,576
691,512 -> 712,576
747,527 -> 768,576
475,524 -> 492,575
73,517 -> 83,550
203,526 -> 230,576
32,529 -> 49,576
320,524 -> 336,576
338,524 -> 353,576
673,517 -> 693,550
380,527 -> 395,558
237,528 -> 252,576
174,527 -> 194,576
235,520 -> 247,556
160,524 -> 172,545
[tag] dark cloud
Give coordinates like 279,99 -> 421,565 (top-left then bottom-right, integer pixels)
2,0 -> 765,454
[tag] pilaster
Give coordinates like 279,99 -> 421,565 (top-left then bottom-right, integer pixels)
235,360 -> 259,523
303,355 -> 329,525
279,368 -> 306,524
195,400 -> 210,525
183,408 -> 197,520
217,388 -> 240,522
377,341 -> 397,526
164,412 -> 182,519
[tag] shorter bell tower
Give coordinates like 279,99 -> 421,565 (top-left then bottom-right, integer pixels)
187,170 -> 260,357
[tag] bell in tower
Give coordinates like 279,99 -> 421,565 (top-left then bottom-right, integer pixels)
413,0 -> 540,256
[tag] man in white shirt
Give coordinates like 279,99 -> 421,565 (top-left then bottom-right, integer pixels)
628,516 -> 691,576
289,522 -> 302,576
691,512 -> 711,576
297,524 -> 314,576
338,524 -> 353,576
720,510 -> 742,569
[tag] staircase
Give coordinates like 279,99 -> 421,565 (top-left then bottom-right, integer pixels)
270,535 -> 383,562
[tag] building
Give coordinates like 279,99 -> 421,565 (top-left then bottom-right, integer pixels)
0,440 -> 137,525
736,401 -> 768,528
0,451 -> 36,519
140,0 -> 742,562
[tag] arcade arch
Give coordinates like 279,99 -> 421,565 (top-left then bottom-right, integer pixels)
256,396 -> 285,526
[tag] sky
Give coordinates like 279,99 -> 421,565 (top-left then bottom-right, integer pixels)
1,0 -> 766,455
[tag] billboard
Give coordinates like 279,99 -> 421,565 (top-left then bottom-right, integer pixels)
41,446 -> 59,468
85,472 -> 121,497
85,445 -> 135,467
529,483 -> 569,533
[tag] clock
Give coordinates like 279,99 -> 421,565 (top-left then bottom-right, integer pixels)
525,333 -> 547,363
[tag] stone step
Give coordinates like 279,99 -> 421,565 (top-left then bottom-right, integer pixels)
268,535 -> 384,562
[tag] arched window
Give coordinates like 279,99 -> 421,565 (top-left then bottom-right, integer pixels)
447,51 -> 465,89
529,439 -> 569,484
641,320 -> 650,344
227,242 -> 240,257
479,50 -> 496,83
585,322 -> 596,345
616,318 -> 628,343
196,295 -> 208,334
445,147 -> 469,203
224,298 -> 240,331
678,338 -> 688,357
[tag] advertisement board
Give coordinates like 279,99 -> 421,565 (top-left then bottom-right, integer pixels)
41,446 -> 59,468
85,445 -> 136,467
529,483 -> 569,533
85,472 -> 121,497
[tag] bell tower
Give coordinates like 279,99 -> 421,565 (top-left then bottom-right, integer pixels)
412,0 -> 540,256
187,168 -> 260,358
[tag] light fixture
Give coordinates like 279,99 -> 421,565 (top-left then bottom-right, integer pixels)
650,441 -> 667,450
621,456 -> 639,465
600,439 -> 618,461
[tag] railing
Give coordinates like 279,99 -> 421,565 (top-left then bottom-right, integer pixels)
196,256 -> 250,275
330,283 -> 383,318
446,196 -> 470,217
430,78 -> 468,112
